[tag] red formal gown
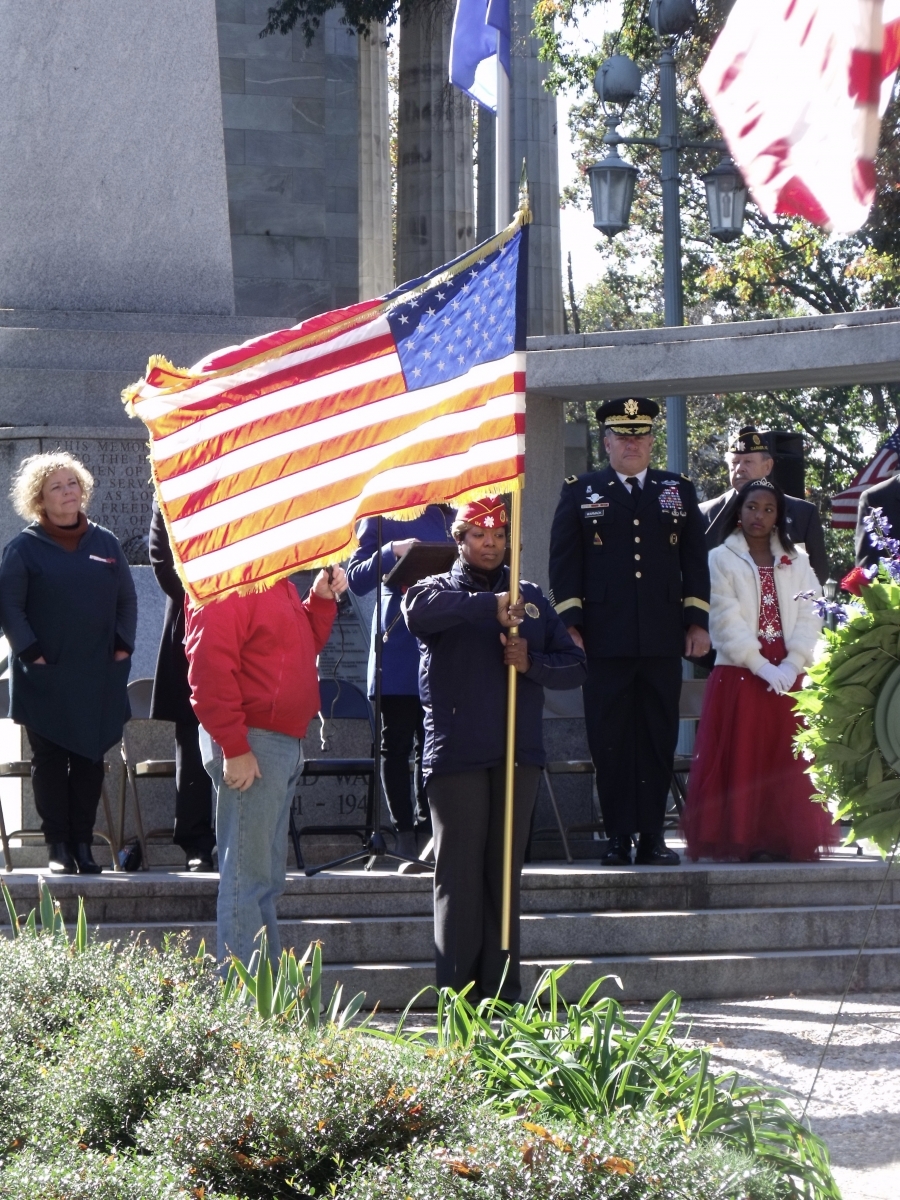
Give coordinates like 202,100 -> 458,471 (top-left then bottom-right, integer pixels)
683,566 -> 837,862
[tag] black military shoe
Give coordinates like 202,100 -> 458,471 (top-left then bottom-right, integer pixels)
635,834 -> 680,866
187,853 -> 216,873
601,835 -> 633,866
69,842 -> 103,875
47,842 -> 77,874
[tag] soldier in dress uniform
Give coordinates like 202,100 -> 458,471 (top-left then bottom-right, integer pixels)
548,397 -> 711,866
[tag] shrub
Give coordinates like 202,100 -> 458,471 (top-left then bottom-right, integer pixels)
0,883 -> 836,1200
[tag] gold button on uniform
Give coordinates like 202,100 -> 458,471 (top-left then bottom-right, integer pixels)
634,554 -> 641,561
635,571 -> 642,578
634,536 -> 640,543
633,518 -> 640,526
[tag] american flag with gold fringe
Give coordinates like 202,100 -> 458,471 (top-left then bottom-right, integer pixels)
124,212 -> 529,605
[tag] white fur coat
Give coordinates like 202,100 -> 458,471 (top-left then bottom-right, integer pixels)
708,531 -> 823,675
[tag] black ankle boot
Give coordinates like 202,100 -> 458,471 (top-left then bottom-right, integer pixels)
47,842 -> 77,874
69,842 -> 102,875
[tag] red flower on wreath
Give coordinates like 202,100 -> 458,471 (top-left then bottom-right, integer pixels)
776,554 -> 792,569
841,565 -> 875,596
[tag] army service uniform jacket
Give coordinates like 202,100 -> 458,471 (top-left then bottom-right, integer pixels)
549,466 -> 710,659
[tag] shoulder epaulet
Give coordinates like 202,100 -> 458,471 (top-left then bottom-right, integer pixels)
681,473 -> 690,480
565,475 -> 578,485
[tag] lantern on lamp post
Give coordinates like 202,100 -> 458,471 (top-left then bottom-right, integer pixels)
585,0 -> 749,473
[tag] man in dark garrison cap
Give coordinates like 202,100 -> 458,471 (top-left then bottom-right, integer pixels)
701,426 -> 828,583
548,397 -> 711,866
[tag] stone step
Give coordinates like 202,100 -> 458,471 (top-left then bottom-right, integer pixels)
312,946 -> 900,1008
3,859 -> 899,924
93,904 -> 900,964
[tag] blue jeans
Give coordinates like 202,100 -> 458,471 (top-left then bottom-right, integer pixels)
199,726 -> 304,969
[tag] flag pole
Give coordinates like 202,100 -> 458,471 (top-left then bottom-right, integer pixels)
501,486 -> 522,952
494,37 -> 510,232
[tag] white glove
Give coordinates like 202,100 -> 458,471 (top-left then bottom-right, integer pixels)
775,662 -> 798,692
756,661 -> 786,694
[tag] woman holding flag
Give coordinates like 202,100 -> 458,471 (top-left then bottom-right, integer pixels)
403,496 -> 586,1001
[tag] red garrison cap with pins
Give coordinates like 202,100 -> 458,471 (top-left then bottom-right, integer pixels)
457,495 -> 508,529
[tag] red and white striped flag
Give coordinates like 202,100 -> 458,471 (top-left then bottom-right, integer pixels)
700,0 -> 900,233
124,213 -> 529,605
831,426 -> 900,528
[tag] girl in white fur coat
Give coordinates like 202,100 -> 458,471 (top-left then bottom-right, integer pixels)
683,479 -> 836,861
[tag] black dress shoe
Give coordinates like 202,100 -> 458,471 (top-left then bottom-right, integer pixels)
69,842 -> 102,875
601,835 -> 633,866
187,853 -> 216,873
635,834 -> 680,866
47,842 -> 77,874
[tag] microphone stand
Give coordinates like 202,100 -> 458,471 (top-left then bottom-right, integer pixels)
305,514 -> 425,875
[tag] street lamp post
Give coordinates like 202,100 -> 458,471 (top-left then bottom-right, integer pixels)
587,0 -> 748,474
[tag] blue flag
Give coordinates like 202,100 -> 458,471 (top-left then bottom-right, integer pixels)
449,0 -> 511,112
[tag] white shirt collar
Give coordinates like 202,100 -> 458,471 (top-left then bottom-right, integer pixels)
615,468 -> 649,490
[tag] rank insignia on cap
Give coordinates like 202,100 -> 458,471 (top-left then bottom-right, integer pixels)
597,396 -> 659,436
457,495 -> 508,529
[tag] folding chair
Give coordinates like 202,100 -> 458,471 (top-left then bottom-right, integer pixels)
118,677 -> 176,870
289,677 -> 378,870
0,677 -> 120,872
668,677 -> 708,824
535,690 -> 600,864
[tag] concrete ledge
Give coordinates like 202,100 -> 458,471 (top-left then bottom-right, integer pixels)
525,308 -> 900,401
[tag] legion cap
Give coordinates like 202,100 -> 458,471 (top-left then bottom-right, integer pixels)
456,495 -> 508,529
729,426 -> 771,455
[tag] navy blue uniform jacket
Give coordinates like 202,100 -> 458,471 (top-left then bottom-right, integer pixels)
346,507 -> 454,698
549,466 -> 710,658
0,522 -> 137,760
403,560 -> 587,777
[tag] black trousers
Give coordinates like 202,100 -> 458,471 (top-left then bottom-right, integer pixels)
583,656 -> 682,839
173,718 -> 215,855
380,694 -> 429,834
25,728 -> 105,845
427,764 -> 540,1001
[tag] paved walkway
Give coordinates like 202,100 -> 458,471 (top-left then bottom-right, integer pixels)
668,994 -> 900,1200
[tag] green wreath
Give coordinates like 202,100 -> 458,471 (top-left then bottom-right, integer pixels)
795,573 -> 900,854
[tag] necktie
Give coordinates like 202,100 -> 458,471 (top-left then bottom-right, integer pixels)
625,476 -> 642,505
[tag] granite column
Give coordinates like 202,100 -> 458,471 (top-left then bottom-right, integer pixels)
396,0 -> 475,280
358,24 -> 394,298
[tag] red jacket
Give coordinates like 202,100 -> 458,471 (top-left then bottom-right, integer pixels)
184,580 -> 336,758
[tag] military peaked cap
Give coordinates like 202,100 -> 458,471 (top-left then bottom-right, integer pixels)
597,396 -> 659,435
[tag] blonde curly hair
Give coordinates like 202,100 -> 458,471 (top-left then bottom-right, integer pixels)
11,452 -> 94,522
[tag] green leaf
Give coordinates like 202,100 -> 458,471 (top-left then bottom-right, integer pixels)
38,877 -> 54,932
1,882 -> 19,938
75,896 -> 87,954
852,810 -> 900,840
862,778 -> 900,807
867,752 -> 884,789
254,936 -> 274,1021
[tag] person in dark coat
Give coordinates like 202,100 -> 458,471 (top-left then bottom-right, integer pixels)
701,427 -> 828,584
855,475 -> 900,567
548,398 -> 711,868
0,452 -> 136,875
346,505 -> 454,866
149,501 -> 215,871
403,496 -> 586,1001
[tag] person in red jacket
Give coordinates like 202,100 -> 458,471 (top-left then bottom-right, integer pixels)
185,568 -> 346,967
